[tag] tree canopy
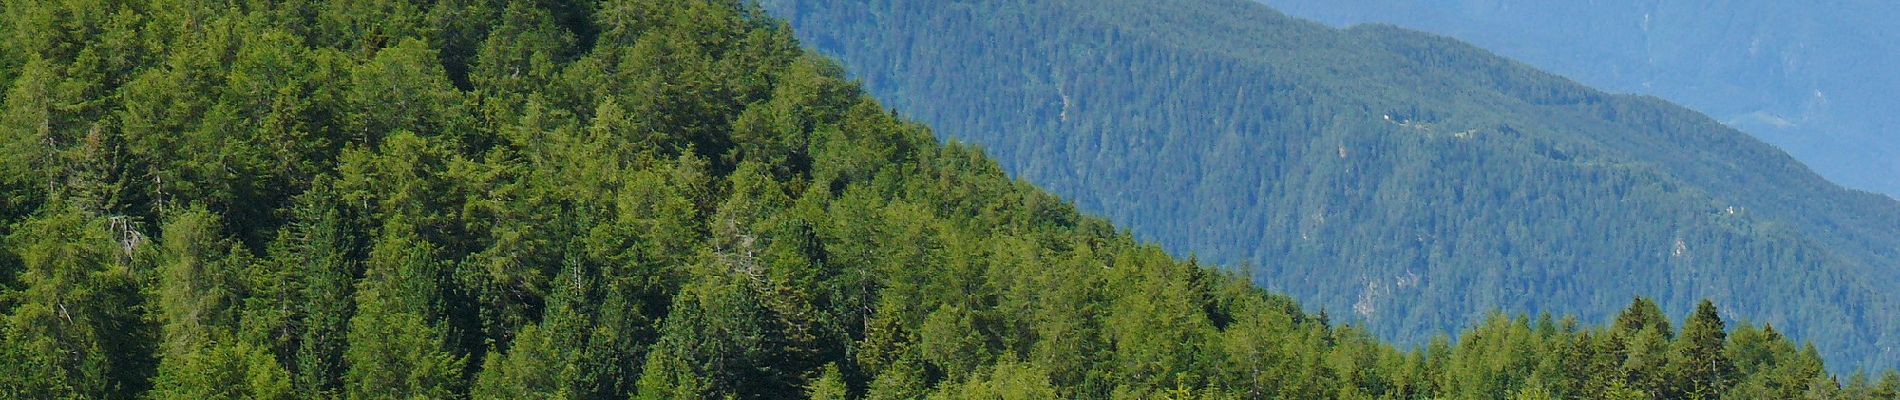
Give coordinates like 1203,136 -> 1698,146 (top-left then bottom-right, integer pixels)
0,0 -> 1895,399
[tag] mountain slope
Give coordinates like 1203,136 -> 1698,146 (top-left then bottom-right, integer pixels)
760,0 -> 1900,370
0,0 -> 1895,398
1262,0 -> 1900,198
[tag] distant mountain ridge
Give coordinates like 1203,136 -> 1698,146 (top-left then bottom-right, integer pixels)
761,0 -> 1900,370
1260,0 -> 1900,198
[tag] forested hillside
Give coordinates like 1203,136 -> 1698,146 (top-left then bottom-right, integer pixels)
760,0 -> 1900,371
0,0 -> 1896,399
1262,0 -> 1900,198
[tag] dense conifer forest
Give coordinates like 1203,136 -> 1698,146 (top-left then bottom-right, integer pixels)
0,0 -> 1896,398
761,0 -> 1900,372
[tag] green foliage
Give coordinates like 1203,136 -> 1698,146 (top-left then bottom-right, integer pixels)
342,285 -> 465,399
927,361 -> 1061,400
806,363 -> 847,400
0,1 -> 1891,399
152,207 -> 239,359
145,206 -> 298,399
1615,297 -> 1675,339
1669,300 -> 1739,398
146,340 -> 293,400
471,325 -> 569,399
279,179 -> 359,396
1,208 -> 155,398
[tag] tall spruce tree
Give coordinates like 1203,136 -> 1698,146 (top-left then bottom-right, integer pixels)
1669,300 -> 1738,399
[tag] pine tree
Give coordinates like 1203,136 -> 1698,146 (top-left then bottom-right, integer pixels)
470,262 -> 598,399
0,208 -> 156,398
342,285 -> 464,399
1667,299 -> 1737,399
926,361 -> 1061,400
1614,298 -> 1672,396
1612,297 -> 1672,339
806,363 -> 848,400
341,218 -> 464,398
1874,371 -> 1900,399
152,208 -> 238,362
146,207 -> 295,399
283,179 -> 359,396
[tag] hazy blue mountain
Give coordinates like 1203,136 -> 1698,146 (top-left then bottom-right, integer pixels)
1259,0 -> 1900,198
760,0 -> 1900,370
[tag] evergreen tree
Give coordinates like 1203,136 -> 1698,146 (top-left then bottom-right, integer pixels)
806,363 -> 848,400
1668,300 -> 1737,398
341,216 -> 464,398
283,179 -> 360,396
1,208 -> 155,398
342,285 -> 464,399
1875,372 -> 1900,399
145,207 -> 295,399
1613,297 -> 1673,339
926,361 -> 1061,400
